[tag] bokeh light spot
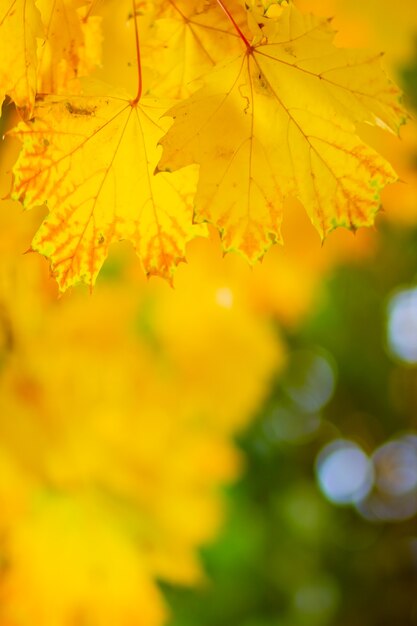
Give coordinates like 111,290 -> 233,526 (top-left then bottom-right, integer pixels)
373,438 -> 417,496
284,350 -> 336,413
293,579 -> 339,618
263,407 -> 321,444
387,287 -> 417,363
316,440 -> 373,505
215,287 -> 234,309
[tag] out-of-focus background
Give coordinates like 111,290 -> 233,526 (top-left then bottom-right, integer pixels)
1,1 -> 417,624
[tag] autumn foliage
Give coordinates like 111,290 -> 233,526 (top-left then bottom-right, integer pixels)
0,1 -> 416,625
0,0 -> 406,291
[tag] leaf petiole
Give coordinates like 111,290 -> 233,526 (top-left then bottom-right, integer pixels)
216,0 -> 252,49
131,0 -> 143,105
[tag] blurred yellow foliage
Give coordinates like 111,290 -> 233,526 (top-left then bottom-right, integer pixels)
0,127 -> 281,623
295,0 -> 417,63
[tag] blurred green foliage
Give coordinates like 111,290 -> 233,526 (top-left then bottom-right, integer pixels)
164,59 -> 417,626
164,223 -> 417,626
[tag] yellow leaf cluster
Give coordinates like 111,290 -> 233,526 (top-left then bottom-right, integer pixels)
0,0 -> 406,290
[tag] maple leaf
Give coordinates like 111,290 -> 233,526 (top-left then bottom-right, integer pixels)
0,0 -> 43,116
158,2 -> 405,262
10,90 -> 206,291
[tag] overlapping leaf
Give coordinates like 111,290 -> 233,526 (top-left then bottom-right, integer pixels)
0,0 -> 42,115
0,0 -> 101,116
158,2 -> 405,262
140,0 -> 245,97
36,0 -> 102,93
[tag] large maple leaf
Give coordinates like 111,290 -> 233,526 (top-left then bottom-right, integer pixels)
10,91 -> 206,291
158,2 -> 405,262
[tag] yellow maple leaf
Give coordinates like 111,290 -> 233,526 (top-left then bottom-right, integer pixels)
0,0 -> 42,116
10,90 -> 206,290
158,2 -> 405,262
